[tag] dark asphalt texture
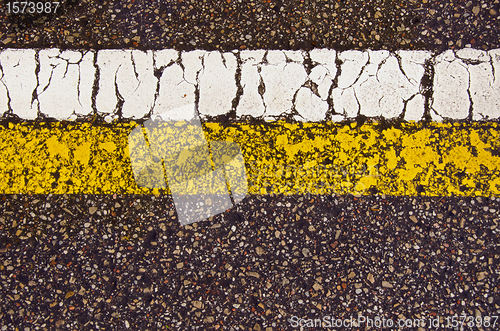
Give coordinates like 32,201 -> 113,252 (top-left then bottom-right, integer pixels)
1,194 -> 499,330
0,0 -> 499,52
1,0 -> 500,330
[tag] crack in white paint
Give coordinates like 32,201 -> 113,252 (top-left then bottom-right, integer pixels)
294,49 -> 336,121
238,50 -> 266,117
361,51 -> 420,118
331,51 -> 369,118
396,50 -> 432,121
96,50 -> 156,120
198,51 -> 237,118
431,50 -> 471,120
455,48 -> 500,121
36,49 -> 96,119
260,50 -> 308,120
151,49 -> 198,121
0,54 -> 9,116
0,49 -> 38,119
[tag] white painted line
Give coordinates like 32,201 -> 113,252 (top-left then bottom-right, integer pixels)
0,48 -> 499,122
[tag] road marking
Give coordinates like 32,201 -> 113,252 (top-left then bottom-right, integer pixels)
0,121 -> 499,196
1,48 -> 499,121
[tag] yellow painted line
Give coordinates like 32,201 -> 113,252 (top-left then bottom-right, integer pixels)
0,121 -> 499,196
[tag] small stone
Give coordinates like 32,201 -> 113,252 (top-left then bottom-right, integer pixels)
382,281 -> 393,288
477,272 -> 488,281
313,283 -> 323,291
89,206 -> 98,214
2,38 -> 12,44
374,11 -> 382,18
367,273 -> 375,283
410,215 -> 418,223
302,247 -> 311,257
192,301 -> 203,309
176,262 -> 184,269
472,6 -> 480,15
256,247 -> 265,255
490,9 -> 497,15
246,271 -> 260,278
65,291 -> 75,299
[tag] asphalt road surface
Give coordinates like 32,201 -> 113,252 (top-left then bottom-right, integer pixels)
1,1 -> 500,330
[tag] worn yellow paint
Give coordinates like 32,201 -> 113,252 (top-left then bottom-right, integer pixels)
0,121 -> 499,196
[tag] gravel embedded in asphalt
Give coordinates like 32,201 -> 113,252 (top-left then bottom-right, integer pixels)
1,0 -> 500,330
0,0 -> 499,51
1,194 -> 499,330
